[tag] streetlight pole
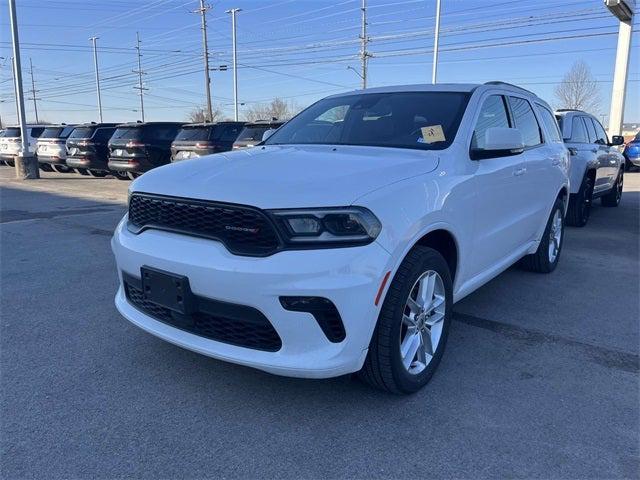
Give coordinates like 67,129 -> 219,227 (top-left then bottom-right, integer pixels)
8,0 -> 38,179
432,0 -> 441,84
90,36 -> 103,122
604,0 -> 635,135
359,0 -> 369,89
197,0 -> 213,122
226,8 -> 241,121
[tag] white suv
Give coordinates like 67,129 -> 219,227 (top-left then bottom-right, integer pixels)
112,83 -> 569,393
0,125 -> 46,166
554,110 -> 625,226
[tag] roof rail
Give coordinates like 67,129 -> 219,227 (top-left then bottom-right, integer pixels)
555,108 -> 586,113
484,81 -> 535,95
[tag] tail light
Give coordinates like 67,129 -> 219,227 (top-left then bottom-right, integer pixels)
126,141 -> 145,148
195,142 -> 214,149
76,140 -> 94,147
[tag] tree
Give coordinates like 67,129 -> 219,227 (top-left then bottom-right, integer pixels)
554,61 -> 601,114
187,106 -> 222,123
244,97 -> 299,122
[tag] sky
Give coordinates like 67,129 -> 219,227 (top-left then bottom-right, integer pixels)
0,0 -> 638,127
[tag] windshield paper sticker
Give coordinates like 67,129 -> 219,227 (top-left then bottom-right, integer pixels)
419,125 -> 446,144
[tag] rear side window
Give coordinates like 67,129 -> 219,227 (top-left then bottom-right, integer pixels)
149,125 -> 180,142
60,126 -> 76,138
93,127 -> 115,143
471,95 -> 510,149
508,97 -> 542,147
30,127 -> 45,138
217,124 -> 244,142
570,117 -> 589,143
537,106 -> 561,142
236,126 -> 269,142
4,127 -> 20,137
591,118 -> 609,145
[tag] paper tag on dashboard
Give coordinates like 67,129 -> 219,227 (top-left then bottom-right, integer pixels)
420,125 -> 446,143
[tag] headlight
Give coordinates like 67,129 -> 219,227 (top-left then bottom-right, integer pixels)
268,207 -> 382,246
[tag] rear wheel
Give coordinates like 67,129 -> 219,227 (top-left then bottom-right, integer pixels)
113,171 -> 129,181
566,174 -> 593,227
75,168 -> 90,176
126,172 -> 140,180
601,171 -> 623,207
520,197 -> 564,273
39,163 -> 54,172
359,246 -> 452,394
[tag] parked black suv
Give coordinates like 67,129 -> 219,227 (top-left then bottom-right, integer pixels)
66,122 -> 119,177
171,121 -> 246,161
232,120 -> 284,150
108,122 -> 183,178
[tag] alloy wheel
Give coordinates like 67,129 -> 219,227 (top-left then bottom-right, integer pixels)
399,270 -> 446,375
548,209 -> 562,263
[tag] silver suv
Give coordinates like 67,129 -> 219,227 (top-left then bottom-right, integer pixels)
555,110 -> 625,226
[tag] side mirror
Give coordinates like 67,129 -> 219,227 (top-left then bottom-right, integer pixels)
609,135 -> 624,146
471,127 -> 524,160
262,129 -> 276,142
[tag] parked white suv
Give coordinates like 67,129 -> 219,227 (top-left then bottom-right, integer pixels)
0,125 -> 46,166
112,83 -> 569,393
554,110 -> 625,226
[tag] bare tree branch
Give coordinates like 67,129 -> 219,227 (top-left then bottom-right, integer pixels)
187,106 -> 223,123
554,60 -> 601,114
244,98 -> 300,122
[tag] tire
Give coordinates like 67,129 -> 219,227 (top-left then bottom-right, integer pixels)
566,174 -> 593,227
126,172 -> 140,180
113,172 -> 129,181
359,246 -> 453,394
39,163 -> 54,172
520,197 -> 564,273
86,169 -> 107,178
75,168 -> 90,176
6,159 -> 15,167
601,170 -> 623,207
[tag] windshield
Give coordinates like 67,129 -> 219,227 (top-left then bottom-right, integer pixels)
40,127 -> 64,139
68,127 -> 95,139
175,127 -> 210,141
265,92 -> 469,150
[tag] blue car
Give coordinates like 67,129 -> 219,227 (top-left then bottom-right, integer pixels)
623,132 -> 640,171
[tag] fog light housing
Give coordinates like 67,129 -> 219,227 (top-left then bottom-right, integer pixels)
280,296 -> 346,343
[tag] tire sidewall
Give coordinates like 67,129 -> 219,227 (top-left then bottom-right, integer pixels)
386,249 -> 453,393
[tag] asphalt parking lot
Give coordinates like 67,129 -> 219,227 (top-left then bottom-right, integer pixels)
1,167 -> 638,479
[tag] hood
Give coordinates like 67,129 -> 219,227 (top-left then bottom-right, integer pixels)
131,144 -> 440,208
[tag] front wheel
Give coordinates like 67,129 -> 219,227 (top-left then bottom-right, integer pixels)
601,171 -> 623,207
359,246 -> 452,394
520,197 -> 564,273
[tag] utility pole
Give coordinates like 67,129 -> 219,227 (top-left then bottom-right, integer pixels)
432,0 -> 441,84
196,0 -> 213,122
226,8 -> 241,121
89,36 -> 103,122
8,0 -> 38,179
133,32 -> 147,122
359,0 -> 369,89
28,58 -> 39,123
604,0 -> 635,136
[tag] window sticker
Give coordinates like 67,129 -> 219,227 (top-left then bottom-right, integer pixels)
420,125 -> 446,143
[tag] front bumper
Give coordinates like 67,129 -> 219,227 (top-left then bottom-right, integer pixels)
111,216 -> 391,378
626,155 -> 640,167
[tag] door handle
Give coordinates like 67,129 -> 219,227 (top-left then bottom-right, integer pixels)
514,167 -> 527,176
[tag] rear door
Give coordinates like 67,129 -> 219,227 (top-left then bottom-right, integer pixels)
590,117 -> 620,188
581,116 -> 609,193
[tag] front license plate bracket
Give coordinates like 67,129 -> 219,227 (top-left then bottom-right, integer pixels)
141,266 -> 195,315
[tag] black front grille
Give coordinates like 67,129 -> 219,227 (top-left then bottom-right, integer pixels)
128,193 -> 281,256
124,274 -> 282,352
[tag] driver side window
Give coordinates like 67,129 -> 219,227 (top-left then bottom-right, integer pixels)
472,95 -> 510,150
